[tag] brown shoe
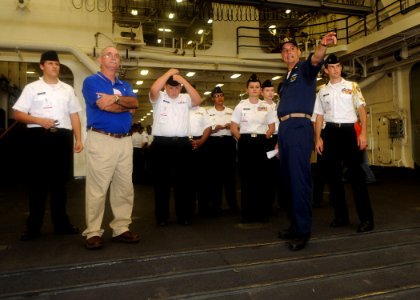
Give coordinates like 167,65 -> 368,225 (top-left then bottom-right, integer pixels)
112,231 -> 140,243
86,236 -> 103,249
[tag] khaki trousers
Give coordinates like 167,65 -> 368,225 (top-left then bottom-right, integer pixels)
82,131 -> 134,239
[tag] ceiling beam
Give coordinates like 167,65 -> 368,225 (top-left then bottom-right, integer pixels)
209,0 -> 372,16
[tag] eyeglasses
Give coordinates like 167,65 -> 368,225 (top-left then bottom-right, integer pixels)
102,53 -> 121,60
213,94 -> 224,98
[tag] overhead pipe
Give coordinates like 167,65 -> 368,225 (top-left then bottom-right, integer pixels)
0,40 -> 284,73
123,48 -> 283,70
0,41 -> 98,74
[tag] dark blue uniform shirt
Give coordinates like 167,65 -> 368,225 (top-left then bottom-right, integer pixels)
278,53 -> 322,117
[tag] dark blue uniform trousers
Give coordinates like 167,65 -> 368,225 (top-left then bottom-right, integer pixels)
278,118 -> 313,237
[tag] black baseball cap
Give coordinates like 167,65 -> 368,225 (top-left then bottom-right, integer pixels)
166,76 -> 180,86
280,39 -> 299,51
211,86 -> 223,97
40,50 -> 59,64
324,53 -> 340,66
261,79 -> 273,88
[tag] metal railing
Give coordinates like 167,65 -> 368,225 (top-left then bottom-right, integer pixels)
236,0 -> 418,55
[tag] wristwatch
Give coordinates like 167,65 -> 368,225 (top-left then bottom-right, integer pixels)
114,95 -> 120,104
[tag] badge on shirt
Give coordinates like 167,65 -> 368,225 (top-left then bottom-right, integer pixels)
289,74 -> 298,82
257,106 -> 267,111
342,88 -> 352,95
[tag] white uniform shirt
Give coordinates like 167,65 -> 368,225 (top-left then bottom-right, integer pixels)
313,78 -> 366,123
131,131 -> 148,148
150,91 -> 192,137
207,106 -> 233,137
231,99 -> 277,134
13,77 -> 81,129
264,101 -> 279,134
189,106 -> 212,137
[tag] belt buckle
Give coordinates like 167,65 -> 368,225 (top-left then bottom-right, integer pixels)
49,127 -> 58,133
251,133 -> 257,138
336,123 -> 341,128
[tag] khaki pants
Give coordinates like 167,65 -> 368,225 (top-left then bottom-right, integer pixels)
82,131 -> 134,239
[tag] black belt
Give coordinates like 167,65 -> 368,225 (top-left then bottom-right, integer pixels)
241,133 -> 265,138
29,127 -> 70,133
210,135 -> 232,138
154,136 -> 189,141
88,127 -> 131,138
326,122 -> 354,128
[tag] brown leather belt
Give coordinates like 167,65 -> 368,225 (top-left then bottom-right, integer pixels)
280,113 -> 311,122
88,127 -> 131,138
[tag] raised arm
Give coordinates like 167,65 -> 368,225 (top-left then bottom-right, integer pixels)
172,74 -> 202,106
149,68 -> 179,102
311,32 -> 337,66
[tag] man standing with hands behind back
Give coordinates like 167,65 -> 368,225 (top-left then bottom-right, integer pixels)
82,46 -> 140,249
277,32 -> 337,251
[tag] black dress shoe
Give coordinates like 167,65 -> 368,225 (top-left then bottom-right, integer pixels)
287,237 -> 309,251
178,219 -> 191,226
278,229 -> 295,240
330,219 -> 350,228
157,221 -> 167,227
357,221 -> 374,233
241,218 -> 252,224
54,225 -> 80,235
20,231 -> 40,241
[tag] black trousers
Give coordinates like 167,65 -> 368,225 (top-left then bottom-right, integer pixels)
267,134 -> 281,209
25,127 -> 73,233
322,123 -> 374,223
151,136 -> 193,223
207,136 -> 237,213
190,136 -> 210,215
132,147 -> 145,184
238,134 -> 271,221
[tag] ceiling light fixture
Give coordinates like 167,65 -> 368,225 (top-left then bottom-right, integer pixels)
216,83 -> 224,87
207,19 -> 213,24
169,13 -> 175,19
176,0 -> 183,3
158,28 -> 172,32
133,89 -> 139,93
136,80 -> 144,85
187,40 -> 193,45
197,29 -> 204,35
131,9 -> 138,16
230,74 -> 241,79
140,70 -> 149,75
157,39 -> 162,44
272,76 -> 281,80
204,91 -> 211,95
285,9 -> 291,14
186,72 -> 196,77
26,71 -> 35,74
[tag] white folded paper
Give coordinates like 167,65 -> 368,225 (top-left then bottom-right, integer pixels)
266,148 -> 278,159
